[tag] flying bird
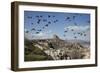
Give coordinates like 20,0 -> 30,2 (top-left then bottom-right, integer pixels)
71,29 -> 74,31
87,20 -> 90,23
31,23 -> 34,25
74,36 -> 77,39
54,20 -> 58,23
80,33 -> 83,36
37,19 -> 41,24
27,16 -> 32,19
82,31 -> 85,33
64,30 -> 68,33
78,32 -> 80,34
36,32 -> 39,34
73,16 -> 76,20
65,17 -> 70,21
36,15 -> 39,18
45,24 -> 48,27
25,30 -> 29,33
48,21 -> 51,24
53,15 -> 55,17
40,15 -> 43,18
84,34 -> 86,36
37,29 -> 42,31
31,28 -> 35,31
54,21 -> 56,23
48,15 -> 51,18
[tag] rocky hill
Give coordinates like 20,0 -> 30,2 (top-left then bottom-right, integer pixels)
24,34 -> 90,61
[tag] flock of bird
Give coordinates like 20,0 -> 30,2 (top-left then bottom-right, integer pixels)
63,15 -> 90,39
26,15 -> 58,34
25,13 -> 90,39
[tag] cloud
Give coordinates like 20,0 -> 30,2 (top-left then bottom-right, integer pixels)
35,32 -> 44,36
64,25 -> 90,41
64,25 -> 90,31
25,30 -> 53,40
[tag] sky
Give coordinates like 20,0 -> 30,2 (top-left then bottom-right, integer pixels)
24,11 -> 90,41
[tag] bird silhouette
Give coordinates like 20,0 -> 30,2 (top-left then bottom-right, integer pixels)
87,20 -> 90,23
84,34 -> 86,36
27,16 -> 32,19
53,15 -> 55,17
65,17 -> 70,21
37,19 -> 41,24
64,30 -> 68,33
77,32 -> 80,35
54,21 -> 56,23
48,21 -> 51,24
37,29 -> 42,31
74,36 -> 77,39
71,29 -> 74,31
36,15 -> 39,18
25,30 -> 29,33
80,33 -> 83,36
31,23 -> 34,25
48,15 -> 51,18
40,15 -> 43,18
36,32 -> 39,34
73,16 -> 76,20
45,24 -> 48,27
54,20 -> 58,23
31,28 -> 35,31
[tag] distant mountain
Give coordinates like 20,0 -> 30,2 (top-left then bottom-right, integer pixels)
65,39 -> 90,48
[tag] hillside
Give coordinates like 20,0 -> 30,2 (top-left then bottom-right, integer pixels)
24,35 -> 90,61
24,38 -> 53,61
